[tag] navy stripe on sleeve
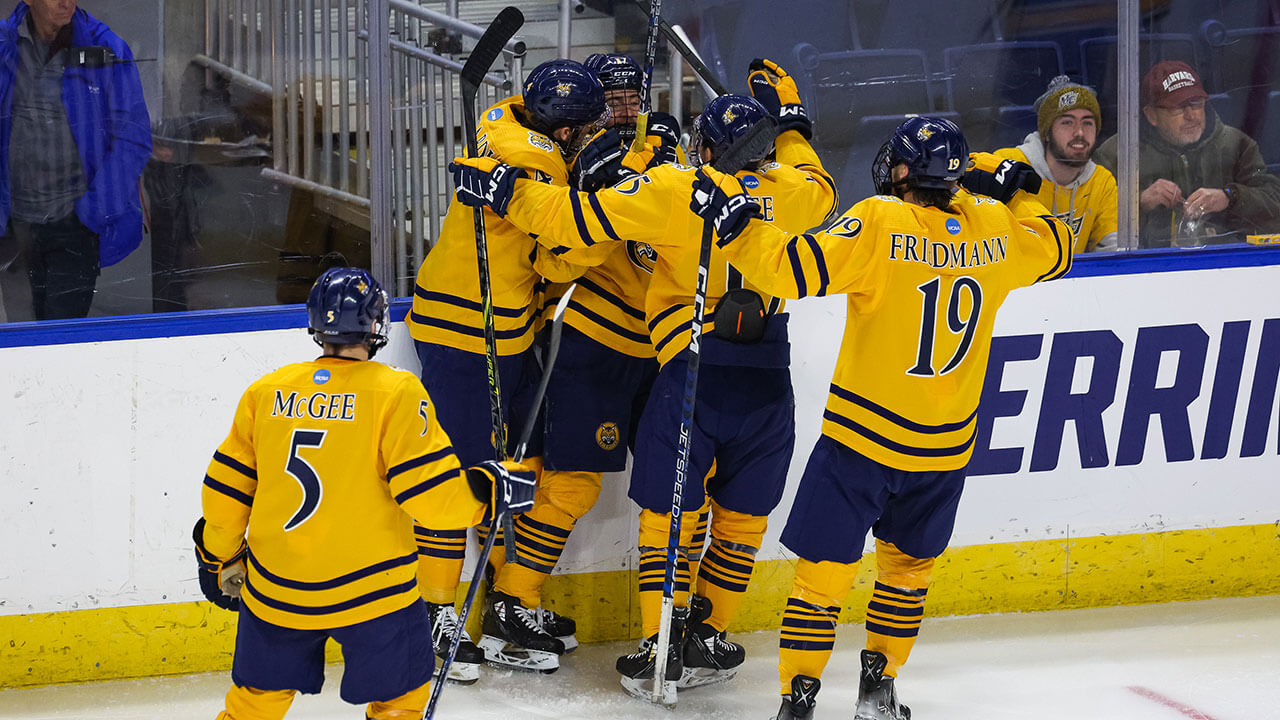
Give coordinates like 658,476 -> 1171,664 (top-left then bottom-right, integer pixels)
785,236 -> 808,296
569,192 -> 597,246
387,447 -> 454,482
587,193 -> 623,243
203,475 -> 254,506
393,470 -> 459,504
213,451 -> 257,480
803,234 -> 830,296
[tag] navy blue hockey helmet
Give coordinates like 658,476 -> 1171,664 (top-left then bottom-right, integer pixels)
873,115 -> 969,195
689,94 -> 774,167
306,267 -> 389,355
522,59 -> 607,133
584,53 -> 643,92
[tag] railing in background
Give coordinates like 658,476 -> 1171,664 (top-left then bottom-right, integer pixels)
196,0 -> 525,296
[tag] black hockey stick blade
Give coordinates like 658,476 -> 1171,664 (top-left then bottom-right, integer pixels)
712,115 -> 779,175
460,6 -> 524,101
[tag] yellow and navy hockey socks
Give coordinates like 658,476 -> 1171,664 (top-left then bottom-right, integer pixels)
778,558 -> 860,695
866,539 -> 934,676
693,503 -> 766,633
494,469 -> 602,607
637,508 -> 698,636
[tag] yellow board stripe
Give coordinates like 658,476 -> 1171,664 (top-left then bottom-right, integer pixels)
4,523 -> 1279,688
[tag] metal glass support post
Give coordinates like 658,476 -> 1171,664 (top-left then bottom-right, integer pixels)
367,0 -> 396,290
1116,0 -> 1140,250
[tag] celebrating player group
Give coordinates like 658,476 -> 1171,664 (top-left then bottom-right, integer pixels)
189,12 -> 1075,719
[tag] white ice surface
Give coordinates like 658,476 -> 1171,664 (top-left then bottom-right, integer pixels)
3,595 -> 1278,719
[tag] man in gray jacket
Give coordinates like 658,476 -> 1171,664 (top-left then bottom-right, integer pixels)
1095,60 -> 1280,247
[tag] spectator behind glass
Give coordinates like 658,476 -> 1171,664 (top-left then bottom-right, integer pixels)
1095,60 -> 1280,248
994,75 -> 1118,253
0,0 -> 152,322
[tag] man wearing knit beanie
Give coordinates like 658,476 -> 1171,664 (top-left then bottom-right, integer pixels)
993,75 -> 1117,252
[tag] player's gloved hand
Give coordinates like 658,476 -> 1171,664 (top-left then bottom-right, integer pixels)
747,58 -> 812,140
690,168 -> 763,246
644,111 -> 683,168
448,157 -> 527,217
959,155 -> 1041,203
192,517 -> 246,611
466,459 -> 537,521
570,127 -> 634,192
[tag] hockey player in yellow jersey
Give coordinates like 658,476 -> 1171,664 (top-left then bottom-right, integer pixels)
486,52 -> 685,660
403,59 -> 608,680
688,116 -> 1073,720
449,59 -> 838,700
193,267 -> 535,720
993,75 -> 1118,252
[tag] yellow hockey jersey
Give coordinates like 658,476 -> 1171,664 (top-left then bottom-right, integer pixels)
200,356 -> 486,630
503,129 -> 839,366
717,183 -> 1073,472
406,95 -> 571,355
994,140 -> 1117,253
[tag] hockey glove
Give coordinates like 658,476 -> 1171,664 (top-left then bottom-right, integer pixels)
748,58 -> 812,139
690,168 -> 763,247
570,127 -> 635,192
192,517 -> 247,611
644,111 -> 683,169
448,157 -> 527,217
466,459 -> 537,522
959,158 -> 1041,203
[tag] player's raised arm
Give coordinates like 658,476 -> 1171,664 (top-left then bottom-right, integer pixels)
747,57 -> 839,221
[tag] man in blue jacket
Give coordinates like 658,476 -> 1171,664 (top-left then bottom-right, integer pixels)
0,0 -> 151,321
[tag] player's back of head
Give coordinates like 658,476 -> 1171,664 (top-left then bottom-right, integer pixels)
872,116 -> 968,208
307,267 -> 389,356
690,94 -> 775,170
522,59 -> 607,134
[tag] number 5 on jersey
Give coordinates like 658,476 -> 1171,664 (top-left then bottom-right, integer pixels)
284,429 -> 327,530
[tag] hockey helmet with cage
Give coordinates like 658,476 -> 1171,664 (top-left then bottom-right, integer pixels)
584,53 -> 642,92
522,59 -> 608,133
306,267 -> 389,356
872,115 -> 969,195
689,94 -> 774,167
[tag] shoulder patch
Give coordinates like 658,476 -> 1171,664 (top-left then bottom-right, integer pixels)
486,107 -> 504,121
527,131 -> 555,153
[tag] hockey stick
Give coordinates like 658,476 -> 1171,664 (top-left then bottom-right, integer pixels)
459,5 -> 524,574
426,8 -> 524,720
631,0 -> 663,152
630,0 -> 726,97
649,116 -> 780,706
424,288 -> 573,720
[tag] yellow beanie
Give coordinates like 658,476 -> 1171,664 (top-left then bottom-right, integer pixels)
1035,75 -> 1101,137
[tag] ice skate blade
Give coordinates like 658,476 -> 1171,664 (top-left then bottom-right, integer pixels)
620,675 -> 677,706
676,665 -> 737,689
478,634 -> 560,673
436,660 -> 479,685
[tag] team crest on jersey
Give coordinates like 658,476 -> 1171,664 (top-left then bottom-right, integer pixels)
627,240 -> 657,273
487,107 -> 504,121
528,131 -> 555,153
917,125 -> 935,141
1058,91 -> 1079,109
596,422 -> 620,450
313,368 -> 331,385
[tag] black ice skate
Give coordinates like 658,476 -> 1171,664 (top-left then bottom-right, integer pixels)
426,601 -> 483,685
853,650 -> 912,720
680,595 -> 744,688
775,674 -> 821,720
478,591 -> 565,673
536,605 -> 579,652
616,610 -> 685,704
